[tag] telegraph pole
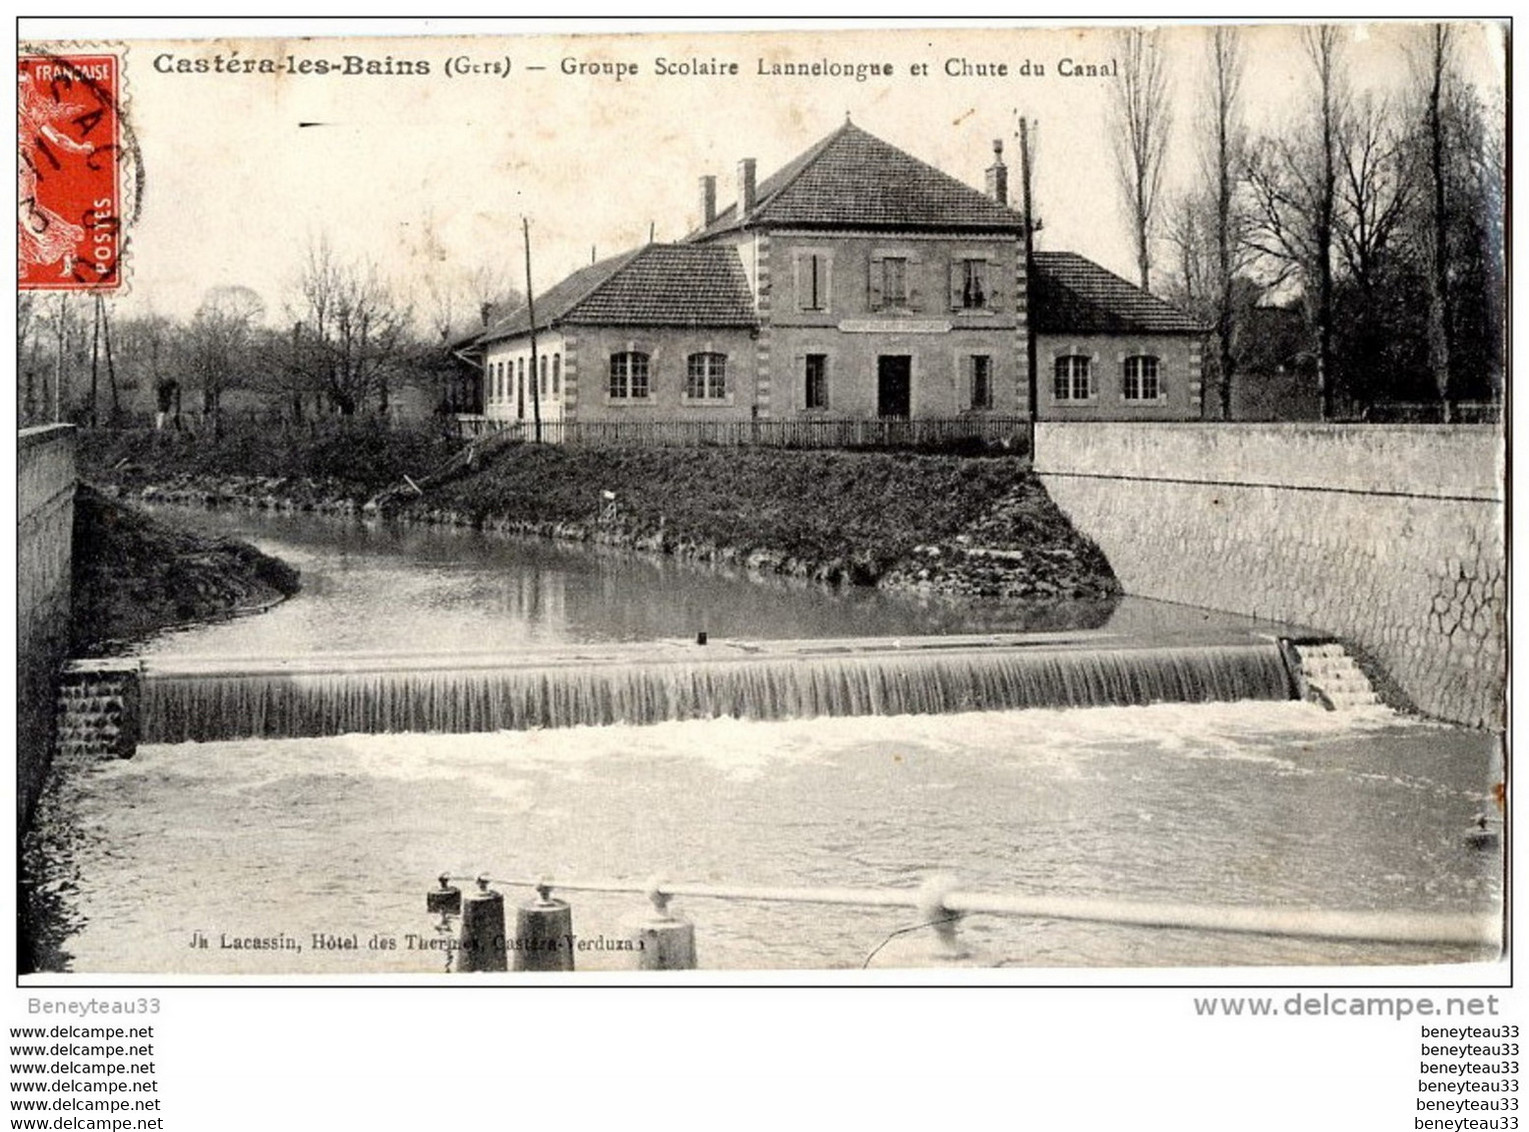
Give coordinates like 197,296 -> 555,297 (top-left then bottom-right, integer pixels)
1019,114 -> 1038,424
523,216 -> 542,443
89,294 -> 101,428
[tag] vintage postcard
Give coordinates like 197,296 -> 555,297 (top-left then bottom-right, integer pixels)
16,20 -> 1507,982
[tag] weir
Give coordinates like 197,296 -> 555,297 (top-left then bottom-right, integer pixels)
62,632 -> 1307,750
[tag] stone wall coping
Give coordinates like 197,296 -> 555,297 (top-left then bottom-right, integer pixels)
18,423 -> 77,450
1034,421 -> 1503,502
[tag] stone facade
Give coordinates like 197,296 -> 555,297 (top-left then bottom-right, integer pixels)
464,125 -> 1208,430
567,326 -> 760,422
1035,332 -> 1202,420
1034,422 -> 1505,728
482,332 -> 569,424
18,424 -> 76,826
759,229 -> 1024,419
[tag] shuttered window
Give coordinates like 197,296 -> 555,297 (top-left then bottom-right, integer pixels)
796,251 -> 832,312
870,251 -> 922,311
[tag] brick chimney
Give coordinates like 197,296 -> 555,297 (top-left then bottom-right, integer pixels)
699,174 -> 717,227
985,138 -> 1008,206
737,158 -> 757,217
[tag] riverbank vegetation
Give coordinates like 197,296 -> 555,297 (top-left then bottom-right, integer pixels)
71,484 -> 302,655
77,421 -> 1118,600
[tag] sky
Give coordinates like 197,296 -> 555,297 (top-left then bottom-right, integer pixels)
16,19 -> 1508,331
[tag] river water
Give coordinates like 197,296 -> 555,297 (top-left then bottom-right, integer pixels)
32,507 -> 1504,973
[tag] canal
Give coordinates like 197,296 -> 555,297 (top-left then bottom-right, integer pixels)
30,507 -> 1504,973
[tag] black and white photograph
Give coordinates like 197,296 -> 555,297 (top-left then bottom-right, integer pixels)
15,19 -> 1507,983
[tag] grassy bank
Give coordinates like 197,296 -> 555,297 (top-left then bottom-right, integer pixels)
411,443 -> 1116,596
77,418 -> 463,504
78,422 -> 1118,599
71,485 -> 302,655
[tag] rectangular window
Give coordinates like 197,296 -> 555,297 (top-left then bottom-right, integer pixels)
798,253 -> 829,312
970,355 -> 993,409
882,257 -> 908,306
960,259 -> 988,309
540,356 -> 548,397
609,352 -> 650,399
1123,355 -> 1160,401
1054,356 -> 1091,401
552,355 -> 561,396
804,354 -> 828,410
686,352 -> 727,399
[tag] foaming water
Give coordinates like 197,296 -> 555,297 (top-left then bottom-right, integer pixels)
37,701 -> 1502,973
137,641 -> 1295,743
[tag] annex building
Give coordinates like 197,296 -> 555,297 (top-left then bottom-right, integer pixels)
464,120 -> 1204,430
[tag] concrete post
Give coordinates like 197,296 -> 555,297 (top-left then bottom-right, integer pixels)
513,882 -> 574,971
630,877 -> 697,970
457,876 -> 507,972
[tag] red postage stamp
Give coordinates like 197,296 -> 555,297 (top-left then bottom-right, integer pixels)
18,52 -> 124,290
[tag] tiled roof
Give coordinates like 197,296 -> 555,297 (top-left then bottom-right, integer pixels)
480,244 -> 755,343
692,121 -> 1025,238
1031,251 -> 1205,335
565,244 -> 756,327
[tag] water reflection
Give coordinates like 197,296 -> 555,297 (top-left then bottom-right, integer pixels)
136,505 -> 1132,657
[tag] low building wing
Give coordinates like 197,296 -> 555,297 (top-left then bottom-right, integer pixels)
1032,251 -> 1205,336
480,243 -> 756,347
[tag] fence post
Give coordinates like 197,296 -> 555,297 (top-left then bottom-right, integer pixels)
629,876 -> 698,970
457,875 -> 507,972
514,880 -> 575,971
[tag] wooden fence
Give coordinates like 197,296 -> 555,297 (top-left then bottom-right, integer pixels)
452,415 -> 1034,454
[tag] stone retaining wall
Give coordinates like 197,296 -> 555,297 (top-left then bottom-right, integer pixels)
18,424 -> 77,825
1035,423 -> 1505,728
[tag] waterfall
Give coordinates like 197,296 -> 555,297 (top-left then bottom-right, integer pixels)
1286,641 -> 1382,710
136,639 -> 1295,744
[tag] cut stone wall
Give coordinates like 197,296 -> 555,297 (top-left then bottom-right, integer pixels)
1035,423 -> 1505,728
18,424 -> 77,826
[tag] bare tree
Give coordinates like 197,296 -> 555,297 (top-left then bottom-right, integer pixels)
17,294 -> 42,425
1109,28 -> 1173,291
1202,25 -> 1246,419
1243,26 -> 1346,417
1305,25 -> 1344,418
293,238 -> 412,416
1418,24 -> 1454,419
185,285 -> 266,435
1335,93 -> 1412,292
407,214 -> 522,345
111,312 -> 177,427
1162,190 -> 1215,320
34,293 -> 89,423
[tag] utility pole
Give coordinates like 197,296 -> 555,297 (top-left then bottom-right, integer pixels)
89,294 -> 101,427
523,216 -> 542,444
53,293 -> 66,423
102,296 -> 120,420
1019,114 -> 1038,425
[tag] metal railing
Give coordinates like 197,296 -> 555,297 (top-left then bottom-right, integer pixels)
426,872 -> 1501,972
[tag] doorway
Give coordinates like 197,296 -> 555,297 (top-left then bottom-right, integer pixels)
877,355 -> 911,418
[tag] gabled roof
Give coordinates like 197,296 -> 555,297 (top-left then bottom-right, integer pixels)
480,243 -> 756,344
691,121 -> 1025,239
1031,251 -> 1205,335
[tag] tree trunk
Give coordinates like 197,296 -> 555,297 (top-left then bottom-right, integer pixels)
1426,27 -> 1453,422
